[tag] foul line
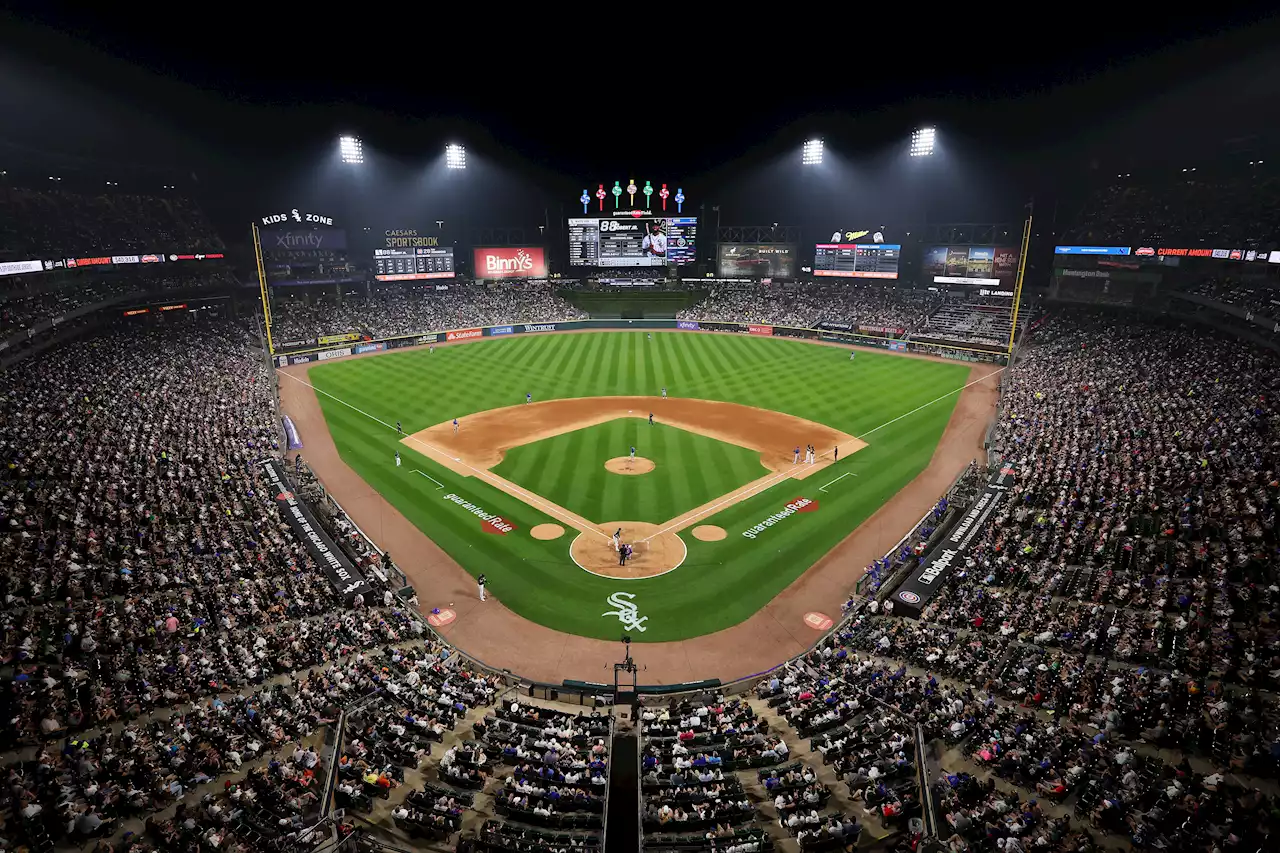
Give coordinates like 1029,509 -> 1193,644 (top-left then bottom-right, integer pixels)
277,370 -> 611,541
637,366 -> 1004,542
819,472 -> 855,492
412,469 -> 445,490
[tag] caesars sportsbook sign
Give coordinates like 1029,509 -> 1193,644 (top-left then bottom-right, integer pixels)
892,462 -> 1017,616
473,247 -> 547,279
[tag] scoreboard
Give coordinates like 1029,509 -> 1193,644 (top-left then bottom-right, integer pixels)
373,247 -> 455,281
568,216 -> 697,267
813,243 -> 901,279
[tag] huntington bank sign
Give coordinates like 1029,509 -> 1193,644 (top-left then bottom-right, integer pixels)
742,497 -> 819,539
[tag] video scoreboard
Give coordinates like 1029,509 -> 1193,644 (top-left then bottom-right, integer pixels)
568,216 -> 697,267
813,243 -> 901,279
373,247 -> 455,281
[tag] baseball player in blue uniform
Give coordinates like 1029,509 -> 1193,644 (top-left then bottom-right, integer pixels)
526,392 -> 532,405
630,445 -> 636,461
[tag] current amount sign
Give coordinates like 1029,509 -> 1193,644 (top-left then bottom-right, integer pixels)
569,217 -> 697,267
373,247 -> 455,281
814,243 -> 901,279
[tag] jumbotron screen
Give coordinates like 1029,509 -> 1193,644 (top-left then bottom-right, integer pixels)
813,243 -> 901,279
568,216 -> 697,267
373,247 -> 455,281
717,243 -> 796,278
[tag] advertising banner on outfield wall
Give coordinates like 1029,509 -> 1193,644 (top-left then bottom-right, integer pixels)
446,328 -> 483,341
748,324 -> 774,336
354,343 -> 384,354
893,462 -> 1018,616
260,459 -> 374,601
0,260 -> 44,277
317,348 -> 352,360
289,354 -> 315,365
677,321 -> 700,330
276,338 -> 317,350
318,333 -> 358,345
489,325 -> 515,336
521,323 -> 557,333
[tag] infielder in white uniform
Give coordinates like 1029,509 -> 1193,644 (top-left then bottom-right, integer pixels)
613,527 -> 622,551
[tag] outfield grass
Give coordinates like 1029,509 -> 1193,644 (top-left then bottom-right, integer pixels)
492,420 -> 769,524
308,332 -> 971,641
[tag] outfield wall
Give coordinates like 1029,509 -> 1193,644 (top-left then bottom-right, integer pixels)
273,318 -> 1008,366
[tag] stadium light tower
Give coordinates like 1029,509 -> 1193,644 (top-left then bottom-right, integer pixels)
339,135 -> 364,164
445,143 -> 466,170
801,138 -> 823,166
910,126 -> 936,157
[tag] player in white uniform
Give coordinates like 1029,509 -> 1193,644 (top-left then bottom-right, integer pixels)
613,527 -> 622,551
395,451 -> 401,467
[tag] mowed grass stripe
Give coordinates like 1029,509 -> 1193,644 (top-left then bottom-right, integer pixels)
492,419 -> 769,525
308,331 -> 974,641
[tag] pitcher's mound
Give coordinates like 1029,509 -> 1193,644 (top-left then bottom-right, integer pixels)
570,521 -> 686,579
692,525 -> 726,541
605,456 -> 655,475
530,524 -> 565,541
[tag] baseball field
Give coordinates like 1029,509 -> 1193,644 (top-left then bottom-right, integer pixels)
290,331 -> 978,645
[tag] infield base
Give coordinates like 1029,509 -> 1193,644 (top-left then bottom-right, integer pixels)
570,522 -> 686,579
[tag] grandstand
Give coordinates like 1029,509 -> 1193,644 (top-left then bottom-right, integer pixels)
3,45 -> 1280,853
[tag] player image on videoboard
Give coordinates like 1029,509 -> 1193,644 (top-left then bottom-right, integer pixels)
641,220 -> 667,259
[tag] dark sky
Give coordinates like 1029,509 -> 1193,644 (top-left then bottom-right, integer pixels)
2,7 -> 1278,233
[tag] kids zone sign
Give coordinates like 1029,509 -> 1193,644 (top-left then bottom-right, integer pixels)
474,247 -> 548,279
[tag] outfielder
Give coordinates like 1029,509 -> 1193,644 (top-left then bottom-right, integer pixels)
526,392 -> 532,404
395,451 -> 401,467
648,412 -> 654,425
850,350 -> 856,361
661,387 -> 667,399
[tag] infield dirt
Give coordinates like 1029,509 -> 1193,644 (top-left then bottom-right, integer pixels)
277,335 -> 1000,685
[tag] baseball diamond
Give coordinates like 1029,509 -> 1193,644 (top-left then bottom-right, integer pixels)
279,329 -> 996,681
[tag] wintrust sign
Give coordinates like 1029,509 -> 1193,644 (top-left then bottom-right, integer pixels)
742,497 -> 819,539
474,247 -> 547,279
522,324 -> 556,333
441,493 -> 517,534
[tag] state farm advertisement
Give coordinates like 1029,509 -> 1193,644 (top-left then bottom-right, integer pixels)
473,247 -> 547,279
748,325 -> 774,337
446,328 -> 483,341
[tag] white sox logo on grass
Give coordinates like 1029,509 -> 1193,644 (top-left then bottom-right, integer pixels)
441,493 -> 517,534
603,592 -> 648,632
742,497 -> 819,539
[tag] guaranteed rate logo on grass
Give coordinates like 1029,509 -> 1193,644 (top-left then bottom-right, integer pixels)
442,492 -> 517,535
742,497 -> 819,539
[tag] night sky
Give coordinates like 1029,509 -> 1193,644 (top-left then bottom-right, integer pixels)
2,8 -> 1278,237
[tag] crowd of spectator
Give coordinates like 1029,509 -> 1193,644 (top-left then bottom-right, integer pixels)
0,186 -> 224,256
476,700 -> 611,832
269,284 -> 587,343
1,270 -> 237,339
677,283 -> 937,332
1177,274 -> 1280,320
1060,172 -> 1280,248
